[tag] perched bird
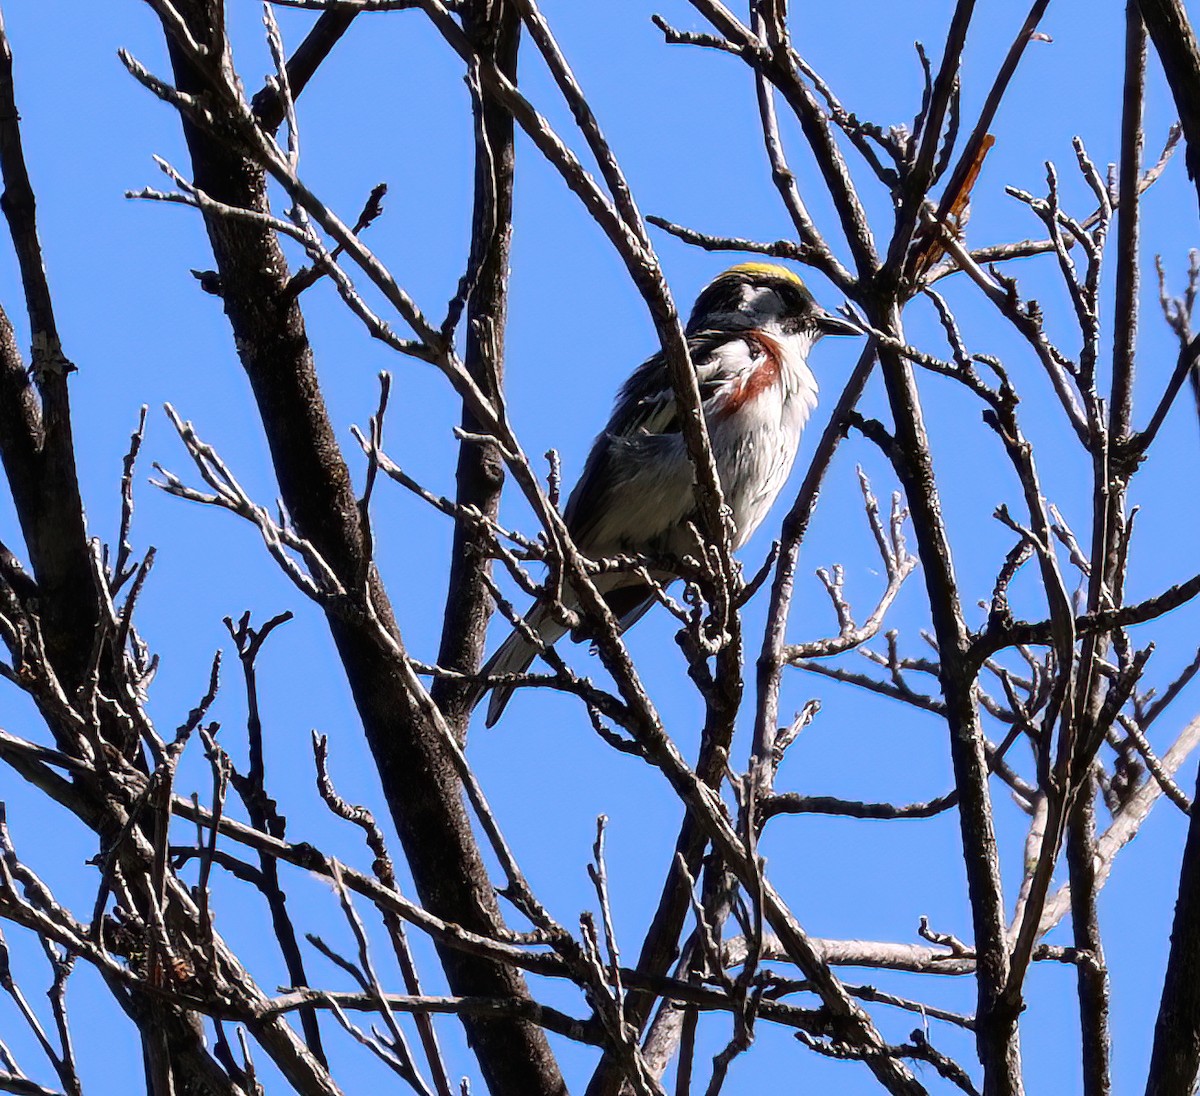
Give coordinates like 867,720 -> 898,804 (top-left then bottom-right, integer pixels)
474,262 -> 856,725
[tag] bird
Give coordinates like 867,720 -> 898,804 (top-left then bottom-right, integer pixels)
473,262 -> 857,725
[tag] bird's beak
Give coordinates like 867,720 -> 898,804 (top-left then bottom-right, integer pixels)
815,309 -> 861,338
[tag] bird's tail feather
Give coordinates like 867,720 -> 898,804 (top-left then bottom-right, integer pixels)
600,584 -> 657,634
472,579 -> 663,727
475,601 -> 569,727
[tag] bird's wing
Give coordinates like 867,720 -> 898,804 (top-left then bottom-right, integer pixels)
608,328 -> 764,435
563,330 -> 765,548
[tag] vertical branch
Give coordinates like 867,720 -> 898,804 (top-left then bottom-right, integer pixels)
1065,17 -> 1143,1093
886,0 -> 976,271
0,12 -> 65,372
0,10 -> 95,692
251,9 -> 360,133
0,303 -> 41,561
1146,742 -> 1200,1095
1067,778 -> 1111,1096
869,320 -> 1019,1094
748,29 -> 852,291
1112,3 -> 1146,441
717,1 -> 878,274
675,1006 -> 697,1096
226,611 -> 327,1068
313,732 -> 454,1096
431,0 -> 519,739
928,0 -> 1050,242
1136,0 -> 1200,214
585,827 -> 707,1096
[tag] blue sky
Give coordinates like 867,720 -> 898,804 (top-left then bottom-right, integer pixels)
0,1 -> 1197,1093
